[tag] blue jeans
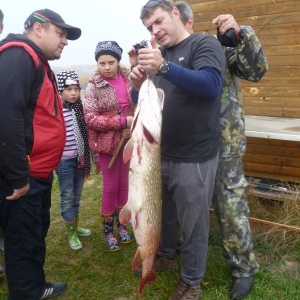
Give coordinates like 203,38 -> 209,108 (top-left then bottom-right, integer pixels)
55,157 -> 84,222
0,175 -> 53,300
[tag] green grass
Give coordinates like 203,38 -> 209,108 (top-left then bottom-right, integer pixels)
0,170 -> 299,299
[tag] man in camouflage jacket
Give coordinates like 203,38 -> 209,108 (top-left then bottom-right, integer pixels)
212,14 -> 268,300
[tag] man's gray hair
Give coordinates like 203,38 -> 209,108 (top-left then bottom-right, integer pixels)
175,1 -> 193,25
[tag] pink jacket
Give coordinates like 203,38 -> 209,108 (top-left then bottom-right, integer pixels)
84,67 -> 134,155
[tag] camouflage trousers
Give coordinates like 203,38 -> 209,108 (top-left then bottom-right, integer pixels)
212,155 -> 259,277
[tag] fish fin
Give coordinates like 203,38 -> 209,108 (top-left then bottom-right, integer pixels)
156,88 -> 165,110
119,205 -> 131,225
131,249 -> 142,271
138,269 -> 156,296
123,138 -> 134,163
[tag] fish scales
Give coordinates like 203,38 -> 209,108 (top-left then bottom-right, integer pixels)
120,78 -> 164,296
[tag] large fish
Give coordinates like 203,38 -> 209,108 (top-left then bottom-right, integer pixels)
120,78 -> 164,296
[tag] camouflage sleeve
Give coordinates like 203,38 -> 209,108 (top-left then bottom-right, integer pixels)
225,26 -> 268,82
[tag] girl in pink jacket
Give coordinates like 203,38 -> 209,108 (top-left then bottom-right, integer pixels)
84,41 -> 134,251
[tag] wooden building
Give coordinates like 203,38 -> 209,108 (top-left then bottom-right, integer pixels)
184,0 -> 300,183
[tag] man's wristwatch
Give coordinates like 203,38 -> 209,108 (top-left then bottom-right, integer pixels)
157,61 -> 169,76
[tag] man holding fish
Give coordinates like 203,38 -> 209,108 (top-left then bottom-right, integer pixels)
129,0 -> 226,298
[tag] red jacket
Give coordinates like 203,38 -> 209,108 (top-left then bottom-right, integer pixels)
0,34 -> 66,188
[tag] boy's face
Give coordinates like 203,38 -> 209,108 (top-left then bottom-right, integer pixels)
61,85 -> 80,104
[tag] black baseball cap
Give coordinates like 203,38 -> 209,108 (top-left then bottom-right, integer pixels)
24,9 -> 81,40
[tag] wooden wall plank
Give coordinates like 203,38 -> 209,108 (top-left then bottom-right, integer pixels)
259,33 -> 300,46
246,137 -> 300,148
243,161 -> 300,177
254,22 -> 300,35
263,46 -> 300,57
244,107 -> 300,118
245,170 -> 300,183
242,87 -> 300,98
242,77 -> 300,87
257,66 -> 300,78
246,144 -> 300,158
244,154 -> 300,168
244,98 -> 300,108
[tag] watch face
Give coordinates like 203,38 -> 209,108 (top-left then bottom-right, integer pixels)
161,65 -> 169,74
159,62 -> 169,75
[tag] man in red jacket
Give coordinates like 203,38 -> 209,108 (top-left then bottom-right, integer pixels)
0,9 -> 81,300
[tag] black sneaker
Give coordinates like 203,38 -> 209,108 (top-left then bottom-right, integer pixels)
40,282 -> 67,299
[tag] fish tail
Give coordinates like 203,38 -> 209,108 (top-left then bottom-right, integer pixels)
138,270 -> 156,296
123,138 -> 134,163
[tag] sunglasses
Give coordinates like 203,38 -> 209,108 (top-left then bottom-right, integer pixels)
140,0 -> 174,18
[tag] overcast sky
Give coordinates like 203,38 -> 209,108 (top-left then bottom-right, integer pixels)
1,0 -> 150,68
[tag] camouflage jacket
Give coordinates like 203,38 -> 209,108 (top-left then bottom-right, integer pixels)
220,26 -> 268,158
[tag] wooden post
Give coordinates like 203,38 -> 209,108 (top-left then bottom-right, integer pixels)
107,137 -> 126,169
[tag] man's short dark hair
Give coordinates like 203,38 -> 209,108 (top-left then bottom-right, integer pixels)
0,9 -> 4,22
140,0 -> 175,20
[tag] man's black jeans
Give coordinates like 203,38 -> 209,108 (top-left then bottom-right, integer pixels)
0,175 -> 53,300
